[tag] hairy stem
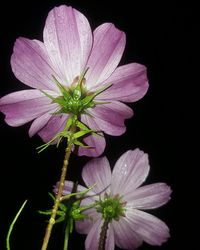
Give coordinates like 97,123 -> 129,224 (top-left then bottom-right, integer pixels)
41,141 -> 73,250
98,218 -> 109,250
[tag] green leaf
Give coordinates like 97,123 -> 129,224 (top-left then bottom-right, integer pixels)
38,210 -> 52,215
81,83 -> 112,106
40,90 -> 54,100
55,216 -> 65,224
93,83 -> 113,97
48,192 -> 56,201
6,200 -> 28,250
73,140 -> 91,148
73,129 -> 95,139
52,75 -> 71,100
64,116 -> 73,131
61,183 -> 96,201
76,120 -> 90,130
69,218 -> 74,233
59,202 -> 67,212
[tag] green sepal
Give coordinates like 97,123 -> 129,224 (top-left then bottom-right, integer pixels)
73,129 -> 95,139
38,210 -> 52,216
73,140 -> 91,148
52,75 -> 71,100
81,83 -> 112,107
76,120 -> 90,130
61,183 -> 96,201
40,90 -> 55,101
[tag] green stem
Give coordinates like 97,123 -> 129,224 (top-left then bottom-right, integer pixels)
98,218 -> 109,250
6,200 -> 28,250
63,221 -> 70,250
41,140 -> 73,250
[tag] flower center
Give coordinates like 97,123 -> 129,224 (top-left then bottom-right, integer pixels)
97,194 -> 126,222
42,71 -> 112,116
54,85 -> 95,115
51,73 -> 96,115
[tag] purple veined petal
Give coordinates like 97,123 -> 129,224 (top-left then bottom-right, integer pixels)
85,218 -> 101,250
82,156 -> 111,194
53,180 -> 87,195
125,209 -> 170,246
105,224 -> 115,250
53,180 -> 99,235
75,185 -> 100,234
77,114 -> 106,157
11,38 -> 60,92
29,108 -> 57,137
89,101 -> 133,136
43,5 -> 93,85
54,180 -> 96,202
53,180 -> 74,195
76,209 -> 100,235
97,63 -> 149,102
112,217 -> 142,249
85,219 -> 115,250
38,114 -> 68,143
125,183 -> 172,210
77,132 -> 105,157
110,149 -> 150,195
86,23 -> 126,90
0,89 -> 58,126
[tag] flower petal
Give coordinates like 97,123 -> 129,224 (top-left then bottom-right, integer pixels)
0,90 -> 58,126
82,156 -> 111,194
126,183 -> 172,209
44,5 -> 92,84
125,209 -> 170,246
110,149 -> 150,195
29,110 -> 56,137
77,114 -> 106,157
89,101 -> 133,135
105,224 -> 115,250
53,180 -> 99,235
11,38 -> 59,91
76,209 -> 100,235
38,114 -> 68,143
113,218 -> 142,249
74,185 -> 100,234
86,23 -> 126,90
98,63 -> 149,102
53,180 -> 88,195
85,220 -> 114,250
85,218 -> 101,250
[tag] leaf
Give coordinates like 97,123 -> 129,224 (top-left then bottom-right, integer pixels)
73,130 -> 95,139
76,120 -> 90,130
38,210 -> 52,215
52,75 -> 71,100
6,200 -> 28,250
73,140 -> 91,148
40,90 -> 54,100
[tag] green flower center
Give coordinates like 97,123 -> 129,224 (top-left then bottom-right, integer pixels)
97,194 -> 126,222
43,71 -> 112,116
54,84 -> 95,115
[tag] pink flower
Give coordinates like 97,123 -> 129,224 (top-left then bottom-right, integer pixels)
0,5 -> 148,156
61,149 -> 171,249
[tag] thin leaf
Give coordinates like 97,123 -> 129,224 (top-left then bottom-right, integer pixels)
6,200 -> 28,250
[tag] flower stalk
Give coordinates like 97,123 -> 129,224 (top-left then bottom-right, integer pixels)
98,218 -> 109,250
63,220 -> 70,250
41,128 -> 75,250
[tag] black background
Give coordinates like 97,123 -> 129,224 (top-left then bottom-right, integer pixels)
0,1 -> 197,250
